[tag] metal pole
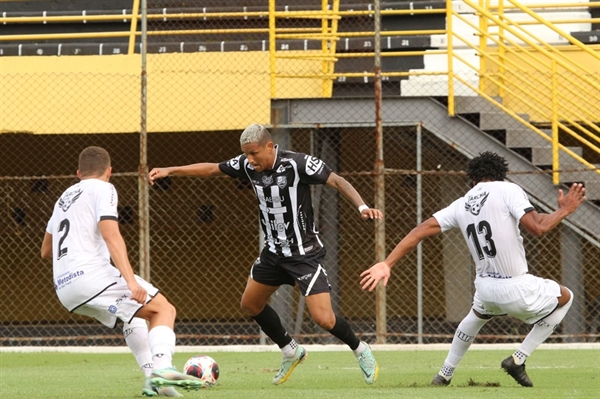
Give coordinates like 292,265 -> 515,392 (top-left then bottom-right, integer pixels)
373,0 -> 387,345
416,123 -> 423,344
138,0 -> 150,281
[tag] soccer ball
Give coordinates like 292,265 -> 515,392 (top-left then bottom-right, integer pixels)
183,355 -> 219,387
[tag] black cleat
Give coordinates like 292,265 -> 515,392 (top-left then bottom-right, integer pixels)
431,374 -> 451,386
501,356 -> 533,387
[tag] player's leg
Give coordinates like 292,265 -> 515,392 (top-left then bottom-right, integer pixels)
240,277 -> 306,385
432,308 -> 492,386
304,292 -> 379,384
502,284 -> 573,387
135,293 -> 203,391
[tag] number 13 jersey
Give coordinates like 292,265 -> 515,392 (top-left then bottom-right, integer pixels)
433,181 -> 536,279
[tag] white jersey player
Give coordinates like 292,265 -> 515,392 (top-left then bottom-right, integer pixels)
360,151 -> 586,388
41,146 -> 203,396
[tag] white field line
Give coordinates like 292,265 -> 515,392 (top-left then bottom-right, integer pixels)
1,343 -> 598,353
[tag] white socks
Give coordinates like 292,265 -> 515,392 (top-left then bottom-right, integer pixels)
517,289 -> 574,361
123,318 -> 153,377
281,339 -> 298,358
439,309 -> 490,379
147,325 -> 176,370
352,341 -> 368,357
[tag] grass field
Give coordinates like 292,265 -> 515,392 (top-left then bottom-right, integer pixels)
1,349 -> 598,398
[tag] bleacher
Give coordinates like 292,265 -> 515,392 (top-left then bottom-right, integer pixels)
2,0 -> 598,97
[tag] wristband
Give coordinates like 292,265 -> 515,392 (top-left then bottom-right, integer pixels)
358,205 -> 369,213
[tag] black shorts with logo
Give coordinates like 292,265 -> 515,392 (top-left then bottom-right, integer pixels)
250,247 -> 331,296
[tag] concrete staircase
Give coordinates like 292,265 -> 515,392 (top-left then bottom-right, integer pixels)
454,96 -> 600,202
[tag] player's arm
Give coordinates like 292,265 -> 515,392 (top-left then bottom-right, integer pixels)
519,183 -> 586,237
41,232 -> 53,259
147,162 -> 224,185
360,217 -> 441,292
325,172 -> 383,220
98,219 -> 147,304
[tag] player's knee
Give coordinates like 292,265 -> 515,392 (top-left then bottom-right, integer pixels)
311,313 -> 335,330
558,286 -> 573,308
240,299 -> 259,316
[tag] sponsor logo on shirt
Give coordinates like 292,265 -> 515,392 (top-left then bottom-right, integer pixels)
228,155 -> 243,170
305,156 -> 324,176
54,270 -> 85,290
262,175 -> 273,185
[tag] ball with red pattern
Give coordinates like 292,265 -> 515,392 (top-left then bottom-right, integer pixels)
183,355 -> 219,387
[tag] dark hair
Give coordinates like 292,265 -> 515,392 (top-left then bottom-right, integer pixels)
79,146 -> 111,177
466,151 -> 508,183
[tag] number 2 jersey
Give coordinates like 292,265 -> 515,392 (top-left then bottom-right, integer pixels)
46,178 -> 120,311
219,145 -> 332,257
432,181 -> 536,279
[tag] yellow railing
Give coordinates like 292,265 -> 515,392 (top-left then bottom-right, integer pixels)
1,0 -> 599,182
448,0 -> 600,183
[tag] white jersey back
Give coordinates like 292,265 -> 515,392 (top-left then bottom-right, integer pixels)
433,181 -> 535,279
46,178 -> 120,311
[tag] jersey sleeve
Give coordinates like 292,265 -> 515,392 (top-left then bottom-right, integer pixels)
218,154 -> 249,181
505,183 -> 535,221
432,198 -> 462,232
96,183 -> 119,222
297,154 -> 332,185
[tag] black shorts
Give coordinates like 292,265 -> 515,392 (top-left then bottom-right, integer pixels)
249,248 -> 331,296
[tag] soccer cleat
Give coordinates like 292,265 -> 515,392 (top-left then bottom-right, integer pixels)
356,342 -> 379,385
272,345 -> 307,385
150,367 -> 204,390
501,356 -> 533,387
431,374 -> 451,386
142,378 -> 184,397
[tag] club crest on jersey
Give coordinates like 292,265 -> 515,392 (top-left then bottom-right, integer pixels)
58,189 -> 83,212
276,176 -> 287,189
464,191 -> 490,216
262,175 -> 274,185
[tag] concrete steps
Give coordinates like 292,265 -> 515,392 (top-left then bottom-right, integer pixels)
454,96 -> 600,201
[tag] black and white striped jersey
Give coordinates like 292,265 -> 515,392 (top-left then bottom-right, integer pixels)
219,145 -> 332,257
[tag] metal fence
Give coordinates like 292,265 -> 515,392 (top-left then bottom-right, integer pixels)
1,0 -> 599,347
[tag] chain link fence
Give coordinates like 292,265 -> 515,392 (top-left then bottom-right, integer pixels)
1,0 -> 599,347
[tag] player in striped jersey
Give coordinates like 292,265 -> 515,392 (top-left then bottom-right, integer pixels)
360,151 -> 586,387
148,124 -> 383,385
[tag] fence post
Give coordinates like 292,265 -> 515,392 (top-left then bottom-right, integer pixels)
373,0 -> 387,344
416,123 -> 423,344
138,0 -> 150,282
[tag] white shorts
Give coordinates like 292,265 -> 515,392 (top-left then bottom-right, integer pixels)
473,274 -> 561,324
72,274 -> 159,328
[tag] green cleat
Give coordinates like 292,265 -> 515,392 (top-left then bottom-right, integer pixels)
356,342 -> 379,385
272,345 -> 307,385
150,367 -> 204,391
142,377 -> 184,397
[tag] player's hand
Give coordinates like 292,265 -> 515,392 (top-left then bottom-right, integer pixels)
147,168 -> 169,185
128,282 -> 148,304
558,183 -> 586,215
360,262 -> 391,292
361,207 -> 383,220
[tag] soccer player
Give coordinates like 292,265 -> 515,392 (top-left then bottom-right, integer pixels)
148,124 -> 382,385
41,146 -> 203,397
359,151 -> 587,387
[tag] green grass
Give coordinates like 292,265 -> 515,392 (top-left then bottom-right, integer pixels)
1,350 -> 598,398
